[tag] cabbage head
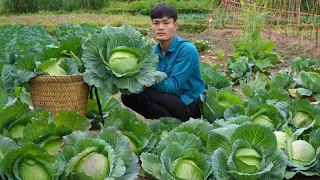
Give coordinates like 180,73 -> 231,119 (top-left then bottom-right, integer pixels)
252,114 -> 275,130
174,159 -> 204,180
82,24 -> 166,94
209,123 -> 288,180
19,158 -> 51,180
108,46 -> 142,75
1,143 -> 56,180
284,128 -> 320,178
75,152 -> 109,179
8,124 -> 26,139
56,128 -> 140,180
290,140 -> 315,166
140,132 -> 213,180
233,148 -> 262,174
274,131 -> 287,150
292,111 -> 313,128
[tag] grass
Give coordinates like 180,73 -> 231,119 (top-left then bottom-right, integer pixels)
0,12 -> 209,34
0,13 -> 152,29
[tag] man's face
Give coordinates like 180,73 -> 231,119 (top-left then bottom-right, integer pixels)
151,17 -> 178,42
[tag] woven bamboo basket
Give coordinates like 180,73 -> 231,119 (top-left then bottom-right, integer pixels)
28,74 -> 89,116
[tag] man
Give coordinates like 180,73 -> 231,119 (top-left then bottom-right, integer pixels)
121,3 -> 205,122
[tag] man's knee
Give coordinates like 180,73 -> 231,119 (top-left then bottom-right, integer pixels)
138,87 -> 157,104
121,94 -> 136,108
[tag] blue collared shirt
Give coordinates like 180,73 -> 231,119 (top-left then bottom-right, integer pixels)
152,35 -> 205,105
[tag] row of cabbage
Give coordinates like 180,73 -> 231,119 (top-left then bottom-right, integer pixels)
0,23 -> 319,180
0,89 -> 319,180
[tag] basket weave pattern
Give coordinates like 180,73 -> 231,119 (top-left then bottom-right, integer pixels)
28,75 -> 89,115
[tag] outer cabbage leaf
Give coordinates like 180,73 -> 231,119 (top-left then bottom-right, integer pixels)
53,110 -> 91,131
296,71 -> 320,93
161,143 -> 213,180
269,69 -> 295,89
0,100 -> 31,138
210,123 -> 288,180
171,118 -> 214,147
18,120 -> 72,156
0,136 -> 19,178
231,123 -> 278,156
202,67 -> 233,89
157,132 -> 204,155
240,72 -> 269,97
149,117 -> 182,136
207,124 -> 239,155
103,108 -> 152,155
285,129 -> 320,177
246,102 -> 283,130
202,87 -> 243,122
141,143 -> 213,180
291,57 -> 320,73
56,127 -> 139,180
2,143 -> 56,180
82,24 -> 166,94
147,117 -> 182,153
227,56 -> 253,81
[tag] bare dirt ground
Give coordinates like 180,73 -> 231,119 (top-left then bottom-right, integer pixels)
177,28 -> 320,72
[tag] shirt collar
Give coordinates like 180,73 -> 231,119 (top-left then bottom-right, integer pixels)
167,35 -> 179,52
155,35 -> 179,55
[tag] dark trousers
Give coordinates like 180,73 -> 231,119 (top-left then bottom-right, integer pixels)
121,87 -> 201,122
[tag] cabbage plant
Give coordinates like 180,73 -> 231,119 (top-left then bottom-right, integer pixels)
18,110 -> 91,156
56,127 -> 140,180
269,69 -> 295,90
140,132 -> 213,180
247,100 -> 283,130
208,123 -> 288,180
0,100 -> 35,139
288,99 -> 319,129
2,34 -> 83,93
103,108 -> 152,155
291,71 -> 320,101
82,24 -> 166,94
0,136 -> 19,179
283,125 -> 320,178
202,86 -> 243,122
147,117 -> 182,153
1,142 -> 56,180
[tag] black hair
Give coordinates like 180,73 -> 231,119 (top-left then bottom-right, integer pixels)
150,3 -> 178,22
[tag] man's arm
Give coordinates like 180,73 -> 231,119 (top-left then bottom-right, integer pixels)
153,43 -> 199,94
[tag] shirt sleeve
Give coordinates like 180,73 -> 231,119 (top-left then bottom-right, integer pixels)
152,43 -> 199,94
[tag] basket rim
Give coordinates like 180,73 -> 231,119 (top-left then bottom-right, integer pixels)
28,74 -> 86,84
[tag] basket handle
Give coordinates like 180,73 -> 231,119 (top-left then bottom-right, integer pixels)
89,86 -> 105,125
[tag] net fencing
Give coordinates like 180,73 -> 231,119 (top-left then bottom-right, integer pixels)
209,0 -> 320,51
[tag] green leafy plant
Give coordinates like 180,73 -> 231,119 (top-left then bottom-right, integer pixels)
103,107 -> 152,155
208,123 -> 288,180
191,39 -> 211,52
202,86 -> 243,122
56,127 -> 140,179
215,49 -> 225,60
140,131 -> 213,180
82,23 -> 166,94
282,125 -> 320,178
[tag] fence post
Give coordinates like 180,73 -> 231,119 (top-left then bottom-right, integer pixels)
316,26 -> 319,50
221,0 -> 227,28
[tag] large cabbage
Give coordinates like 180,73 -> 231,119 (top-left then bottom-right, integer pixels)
82,24 -> 166,94
56,127 -> 140,180
208,123 -> 288,180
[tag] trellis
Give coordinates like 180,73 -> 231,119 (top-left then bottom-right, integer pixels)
211,0 -> 320,50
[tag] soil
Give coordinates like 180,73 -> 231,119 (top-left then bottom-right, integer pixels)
176,28 -> 320,72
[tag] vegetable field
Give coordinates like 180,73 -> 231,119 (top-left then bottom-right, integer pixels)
0,10 -> 320,180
